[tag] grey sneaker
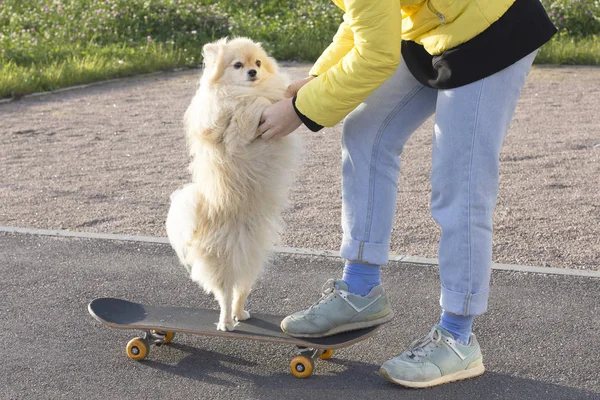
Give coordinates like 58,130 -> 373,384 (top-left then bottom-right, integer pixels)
281,279 -> 394,338
379,325 -> 485,388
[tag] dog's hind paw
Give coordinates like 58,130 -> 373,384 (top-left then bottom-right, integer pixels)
216,320 -> 235,332
234,310 -> 251,321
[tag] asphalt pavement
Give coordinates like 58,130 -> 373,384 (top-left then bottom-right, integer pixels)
1,232 -> 598,399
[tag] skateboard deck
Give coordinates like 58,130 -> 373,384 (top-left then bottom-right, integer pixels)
88,297 -> 381,378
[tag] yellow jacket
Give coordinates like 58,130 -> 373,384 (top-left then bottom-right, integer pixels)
295,0 -> 516,127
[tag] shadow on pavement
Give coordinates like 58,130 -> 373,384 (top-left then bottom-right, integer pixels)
142,342 -> 599,400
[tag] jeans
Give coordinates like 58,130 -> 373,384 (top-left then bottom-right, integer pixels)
340,51 -> 537,316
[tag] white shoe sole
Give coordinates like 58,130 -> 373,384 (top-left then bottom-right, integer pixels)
379,359 -> 485,388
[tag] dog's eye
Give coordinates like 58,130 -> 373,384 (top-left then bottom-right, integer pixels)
256,60 -> 261,68
233,62 -> 243,69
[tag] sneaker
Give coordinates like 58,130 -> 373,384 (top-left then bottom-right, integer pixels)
280,279 -> 394,338
379,325 -> 485,388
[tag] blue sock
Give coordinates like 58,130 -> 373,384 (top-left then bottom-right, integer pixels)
439,311 -> 474,345
342,261 -> 381,296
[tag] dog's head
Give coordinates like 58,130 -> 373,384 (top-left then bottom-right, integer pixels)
201,37 -> 277,87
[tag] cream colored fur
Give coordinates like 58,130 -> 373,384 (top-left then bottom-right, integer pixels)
166,38 -> 301,331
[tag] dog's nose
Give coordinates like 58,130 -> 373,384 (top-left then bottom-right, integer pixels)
248,69 -> 257,78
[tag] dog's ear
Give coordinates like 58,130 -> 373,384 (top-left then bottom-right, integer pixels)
261,56 -> 278,75
202,40 -> 222,67
202,39 -> 227,84
254,42 -> 277,74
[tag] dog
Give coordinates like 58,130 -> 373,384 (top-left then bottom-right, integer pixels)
166,37 -> 301,331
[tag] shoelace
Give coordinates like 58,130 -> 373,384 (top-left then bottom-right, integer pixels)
308,279 -> 338,310
406,327 -> 442,360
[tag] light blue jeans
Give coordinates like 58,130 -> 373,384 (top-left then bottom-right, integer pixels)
340,51 -> 537,316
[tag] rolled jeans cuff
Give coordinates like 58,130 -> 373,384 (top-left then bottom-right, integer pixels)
440,285 -> 489,316
340,237 -> 389,265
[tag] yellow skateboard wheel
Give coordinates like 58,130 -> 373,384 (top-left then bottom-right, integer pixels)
163,331 -> 175,344
151,330 -> 175,344
126,337 -> 149,361
319,349 -> 334,360
290,356 -> 314,378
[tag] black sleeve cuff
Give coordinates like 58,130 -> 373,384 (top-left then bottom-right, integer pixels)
292,96 -> 324,132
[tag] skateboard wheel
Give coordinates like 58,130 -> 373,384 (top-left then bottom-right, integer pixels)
151,330 -> 175,345
126,337 -> 149,361
163,331 -> 175,344
319,349 -> 334,360
290,356 -> 314,379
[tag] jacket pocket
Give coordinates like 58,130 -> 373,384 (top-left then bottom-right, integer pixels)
427,0 -> 447,25
428,0 -> 467,25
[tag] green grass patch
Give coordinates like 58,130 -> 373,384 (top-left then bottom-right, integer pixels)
0,42 -> 190,98
0,0 -> 598,99
536,35 -> 600,65
0,0 -> 341,99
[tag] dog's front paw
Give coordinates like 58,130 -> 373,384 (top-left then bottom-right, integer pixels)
216,320 -> 235,332
234,310 -> 251,321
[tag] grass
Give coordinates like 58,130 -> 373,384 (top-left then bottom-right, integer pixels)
0,0 -> 341,99
0,42 -> 187,99
0,0 -> 598,100
535,35 -> 600,65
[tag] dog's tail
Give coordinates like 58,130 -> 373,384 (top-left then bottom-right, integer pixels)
166,184 -> 201,273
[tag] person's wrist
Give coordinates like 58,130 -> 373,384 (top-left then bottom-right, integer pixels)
292,96 -> 323,132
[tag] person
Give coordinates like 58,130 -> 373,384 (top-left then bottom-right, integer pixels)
258,0 -> 556,388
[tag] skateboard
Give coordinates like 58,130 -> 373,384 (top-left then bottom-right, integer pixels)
88,297 -> 380,378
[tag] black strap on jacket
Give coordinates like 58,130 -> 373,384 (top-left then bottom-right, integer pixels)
402,0 -> 557,89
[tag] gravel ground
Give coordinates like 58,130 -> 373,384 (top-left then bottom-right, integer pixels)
0,64 -> 598,270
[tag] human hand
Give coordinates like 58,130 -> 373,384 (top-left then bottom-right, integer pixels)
259,97 -> 302,140
285,76 -> 316,98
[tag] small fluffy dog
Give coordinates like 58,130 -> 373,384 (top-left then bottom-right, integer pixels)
166,38 -> 301,331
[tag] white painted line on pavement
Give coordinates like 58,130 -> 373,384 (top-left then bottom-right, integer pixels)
2,225 -> 599,279
0,225 -> 169,244
274,246 -> 341,259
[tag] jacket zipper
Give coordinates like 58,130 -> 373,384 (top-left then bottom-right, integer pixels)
427,1 -> 446,25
